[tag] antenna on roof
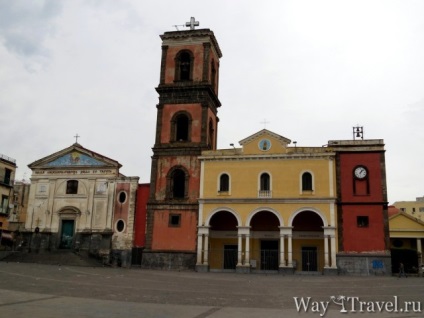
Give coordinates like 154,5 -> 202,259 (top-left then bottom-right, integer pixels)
173,24 -> 184,31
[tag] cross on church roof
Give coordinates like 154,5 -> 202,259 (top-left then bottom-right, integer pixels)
185,17 -> 199,30
260,119 -> 270,129
74,133 -> 80,143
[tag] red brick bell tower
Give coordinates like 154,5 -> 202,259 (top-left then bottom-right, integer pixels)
142,19 -> 223,269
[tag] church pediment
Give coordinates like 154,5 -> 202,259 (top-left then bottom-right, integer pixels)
46,151 -> 105,167
28,143 -> 121,170
238,129 -> 291,155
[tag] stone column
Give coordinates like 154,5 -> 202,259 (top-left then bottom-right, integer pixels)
196,226 -> 210,271
204,234 -> 209,265
244,234 -> 250,266
321,227 -> 338,275
237,227 -> 250,273
237,234 -> 243,266
196,234 -> 203,265
324,235 -> 329,267
279,227 -> 292,269
330,235 -> 337,268
287,234 -> 293,267
279,234 -> 285,267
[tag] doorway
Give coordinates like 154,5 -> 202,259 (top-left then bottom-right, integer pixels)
302,246 -> 318,271
60,220 -> 75,249
261,240 -> 279,270
223,245 -> 237,269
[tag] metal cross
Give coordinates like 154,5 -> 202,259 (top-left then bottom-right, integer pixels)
260,119 -> 270,129
74,133 -> 80,143
185,17 -> 199,30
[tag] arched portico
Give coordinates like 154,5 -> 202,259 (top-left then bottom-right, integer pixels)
196,209 -> 241,271
286,209 -> 337,272
248,210 -> 281,271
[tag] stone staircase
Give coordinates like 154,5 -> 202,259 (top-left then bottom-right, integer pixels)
0,250 -> 104,267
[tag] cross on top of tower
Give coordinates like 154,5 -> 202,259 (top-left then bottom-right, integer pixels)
74,133 -> 80,144
185,17 -> 199,30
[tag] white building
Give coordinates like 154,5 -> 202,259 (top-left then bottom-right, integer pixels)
25,143 -> 138,265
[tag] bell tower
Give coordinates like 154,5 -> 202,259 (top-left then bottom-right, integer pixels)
143,19 -> 223,269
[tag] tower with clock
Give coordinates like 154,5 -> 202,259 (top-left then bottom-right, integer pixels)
329,134 -> 391,275
142,19 -> 223,269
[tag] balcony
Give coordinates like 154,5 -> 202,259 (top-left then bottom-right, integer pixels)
258,190 -> 272,198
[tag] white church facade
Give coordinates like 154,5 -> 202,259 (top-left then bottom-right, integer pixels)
24,142 -> 138,265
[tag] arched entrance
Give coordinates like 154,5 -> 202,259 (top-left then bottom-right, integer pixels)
198,210 -> 239,271
291,211 -> 324,272
249,211 -> 280,271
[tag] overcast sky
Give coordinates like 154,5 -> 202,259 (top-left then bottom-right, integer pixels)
1,0 -> 423,203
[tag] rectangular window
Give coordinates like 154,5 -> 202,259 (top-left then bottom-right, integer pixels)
400,208 -> 406,212
419,207 -> 424,213
4,168 -> 11,185
38,184 -> 47,194
169,214 -> 181,227
1,195 -> 9,214
66,180 -> 78,194
357,216 -> 369,228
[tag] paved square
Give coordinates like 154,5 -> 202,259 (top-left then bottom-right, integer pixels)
0,262 -> 423,317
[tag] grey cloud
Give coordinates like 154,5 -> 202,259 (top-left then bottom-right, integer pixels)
0,0 -> 61,59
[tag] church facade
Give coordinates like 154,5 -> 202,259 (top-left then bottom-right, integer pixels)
197,129 -> 338,274
142,23 -> 391,274
24,143 -> 139,265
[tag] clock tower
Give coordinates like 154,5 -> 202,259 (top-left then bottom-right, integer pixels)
142,21 -> 223,269
329,128 -> 391,275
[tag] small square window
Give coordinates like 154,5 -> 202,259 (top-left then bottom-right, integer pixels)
169,214 -> 181,227
357,216 -> 369,228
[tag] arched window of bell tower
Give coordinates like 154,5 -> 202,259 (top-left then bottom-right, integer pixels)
171,112 -> 192,142
175,50 -> 193,81
176,115 -> 189,141
167,166 -> 188,199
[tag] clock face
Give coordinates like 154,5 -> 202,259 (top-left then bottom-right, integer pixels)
258,139 -> 271,151
354,166 -> 367,179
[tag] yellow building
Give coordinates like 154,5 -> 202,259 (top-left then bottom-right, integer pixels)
392,197 -> 424,221
389,210 -> 424,273
196,129 -> 338,274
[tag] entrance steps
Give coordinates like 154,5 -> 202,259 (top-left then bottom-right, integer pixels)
0,250 -> 103,267
295,271 -> 322,275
